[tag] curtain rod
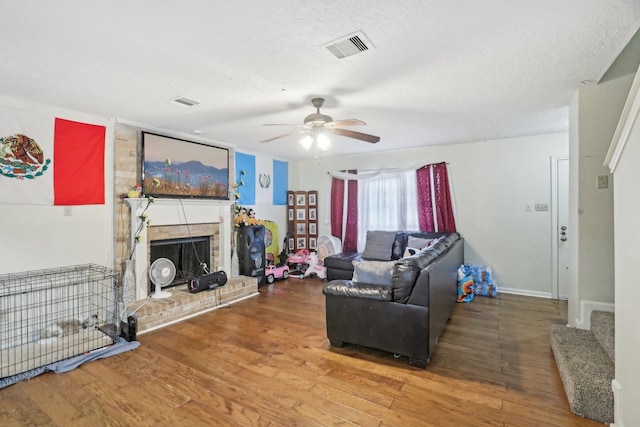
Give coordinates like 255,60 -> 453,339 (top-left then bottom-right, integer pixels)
326,162 -> 449,174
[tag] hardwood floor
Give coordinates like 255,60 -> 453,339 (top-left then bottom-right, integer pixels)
0,278 -> 603,426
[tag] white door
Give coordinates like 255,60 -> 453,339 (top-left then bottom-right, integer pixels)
556,158 -> 570,299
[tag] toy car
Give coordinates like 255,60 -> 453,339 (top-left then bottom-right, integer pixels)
265,264 -> 290,284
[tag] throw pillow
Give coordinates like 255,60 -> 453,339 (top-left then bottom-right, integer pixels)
407,236 -> 434,249
362,230 -> 397,260
352,260 -> 396,285
403,246 -> 421,258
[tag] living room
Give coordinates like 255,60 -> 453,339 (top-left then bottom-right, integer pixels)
1,2 -> 640,425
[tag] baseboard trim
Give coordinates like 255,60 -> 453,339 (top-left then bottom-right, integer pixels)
611,379 -> 623,427
499,287 -> 552,299
574,300 -> 615,330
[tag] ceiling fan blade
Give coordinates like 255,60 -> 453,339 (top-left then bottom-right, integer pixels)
260,130 -> 307,143
327,119 -> 366,128
330,128 -> 380,143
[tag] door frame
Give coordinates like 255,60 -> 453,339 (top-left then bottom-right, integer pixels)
551,156 -> 569,299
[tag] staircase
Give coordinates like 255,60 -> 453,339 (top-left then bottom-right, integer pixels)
550,310 -> 615,424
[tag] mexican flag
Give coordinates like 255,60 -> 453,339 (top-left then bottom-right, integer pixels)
0,107 -> 105,205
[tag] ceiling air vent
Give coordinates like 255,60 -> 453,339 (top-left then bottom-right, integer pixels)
325,31 -> 374,59
172,97 -> 200,107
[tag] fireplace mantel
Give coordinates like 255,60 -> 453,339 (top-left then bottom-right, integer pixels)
125,197 -> 234,300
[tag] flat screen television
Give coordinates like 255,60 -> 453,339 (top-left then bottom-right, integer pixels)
141,131 -> 230,199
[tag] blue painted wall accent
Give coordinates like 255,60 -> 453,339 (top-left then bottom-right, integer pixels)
235,152 -> 255,204
273,159 -> 288,205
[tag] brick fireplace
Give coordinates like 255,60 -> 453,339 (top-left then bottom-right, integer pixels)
123,197 -> 259,334
114,123 -> 258,333
125,198 -> 233,300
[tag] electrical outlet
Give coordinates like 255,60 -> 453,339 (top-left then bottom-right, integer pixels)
63,206 -> 72,216
597,175 -> 609,189
535,203 -> 549,212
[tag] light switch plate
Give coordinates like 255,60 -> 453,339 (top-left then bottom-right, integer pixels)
597,175 -> 609,189
535,203 -> 549,212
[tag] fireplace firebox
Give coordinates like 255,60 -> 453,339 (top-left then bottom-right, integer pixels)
149,236 -> 211,291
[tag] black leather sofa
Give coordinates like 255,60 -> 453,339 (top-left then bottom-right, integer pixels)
324,231 -> 452,281
322,232 -> 463,368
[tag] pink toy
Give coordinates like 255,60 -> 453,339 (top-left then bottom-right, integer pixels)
265,264 -> 289,284
303,252 -> 326,279
286,249 -> 309,264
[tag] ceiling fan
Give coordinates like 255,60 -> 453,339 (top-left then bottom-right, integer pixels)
260,98 -> 380,150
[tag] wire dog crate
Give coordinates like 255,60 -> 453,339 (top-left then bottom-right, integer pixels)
0,264 -> 119,378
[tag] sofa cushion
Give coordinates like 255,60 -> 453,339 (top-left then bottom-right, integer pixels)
391,235 -> 462,303
352,260 -> 396,285
362,230 -> 397,260
403,247 -> 421,258
408,236 -> 433,249
391,232 -> 408,260
323,280 -> 393,302
324,252 -> 362,271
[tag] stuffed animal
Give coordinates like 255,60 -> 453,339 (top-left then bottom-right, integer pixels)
303,252 -> 326,279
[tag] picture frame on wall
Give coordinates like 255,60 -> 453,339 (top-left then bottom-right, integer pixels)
297,238 -> 306,249
296,208 -> 306,221
296,193 -> 306,206
308,208 -> 316,220
309,193 -> 316,206
296,223 -> 306,235
288,193 -> 294,206
288,238 -> 295,250
288,209 -> 294,221
309,237 -> 317,249
309,223 -> 317,235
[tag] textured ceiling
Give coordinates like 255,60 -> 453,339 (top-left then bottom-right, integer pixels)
1,0 -> 639,160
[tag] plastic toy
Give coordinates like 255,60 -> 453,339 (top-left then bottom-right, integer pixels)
303,252 -> 326,279
265,264 -> 289,284
286,249 -> 309,274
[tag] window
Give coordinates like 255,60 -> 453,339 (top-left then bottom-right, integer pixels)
357,170 -> 419,251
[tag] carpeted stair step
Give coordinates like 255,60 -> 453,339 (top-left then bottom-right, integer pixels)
550,324 -> 614,424
590,310 -> 614,363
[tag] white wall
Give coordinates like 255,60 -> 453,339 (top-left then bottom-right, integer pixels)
568,75 -> 633,328
607,68 -> 640,427
295,133 -> 568,296
611,115 -> 640,427
0,95 -> 113,274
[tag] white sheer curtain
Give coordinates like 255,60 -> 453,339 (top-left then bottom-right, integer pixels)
356,170 -> 420,251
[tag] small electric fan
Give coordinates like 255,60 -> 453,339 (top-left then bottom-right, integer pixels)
149,258 -> 176,299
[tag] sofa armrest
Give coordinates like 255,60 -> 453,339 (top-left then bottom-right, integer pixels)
323,280 -> 393,302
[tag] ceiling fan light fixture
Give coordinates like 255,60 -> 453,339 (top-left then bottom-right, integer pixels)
317,134 -> 331,151
299,135 -> 313,150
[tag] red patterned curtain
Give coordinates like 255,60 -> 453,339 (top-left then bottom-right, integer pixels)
330,170 -> 358,252
343,175 -> 358,252
416,162 -> 456,232
330,176 -> 344,239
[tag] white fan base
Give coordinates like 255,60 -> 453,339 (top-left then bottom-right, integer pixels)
151,289 -> 172,299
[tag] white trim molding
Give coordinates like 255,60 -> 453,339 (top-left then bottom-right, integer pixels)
605,64 -> 640,173
575,300 -> 615,330
499,287 -> 552,299
611,379 -> 623,427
